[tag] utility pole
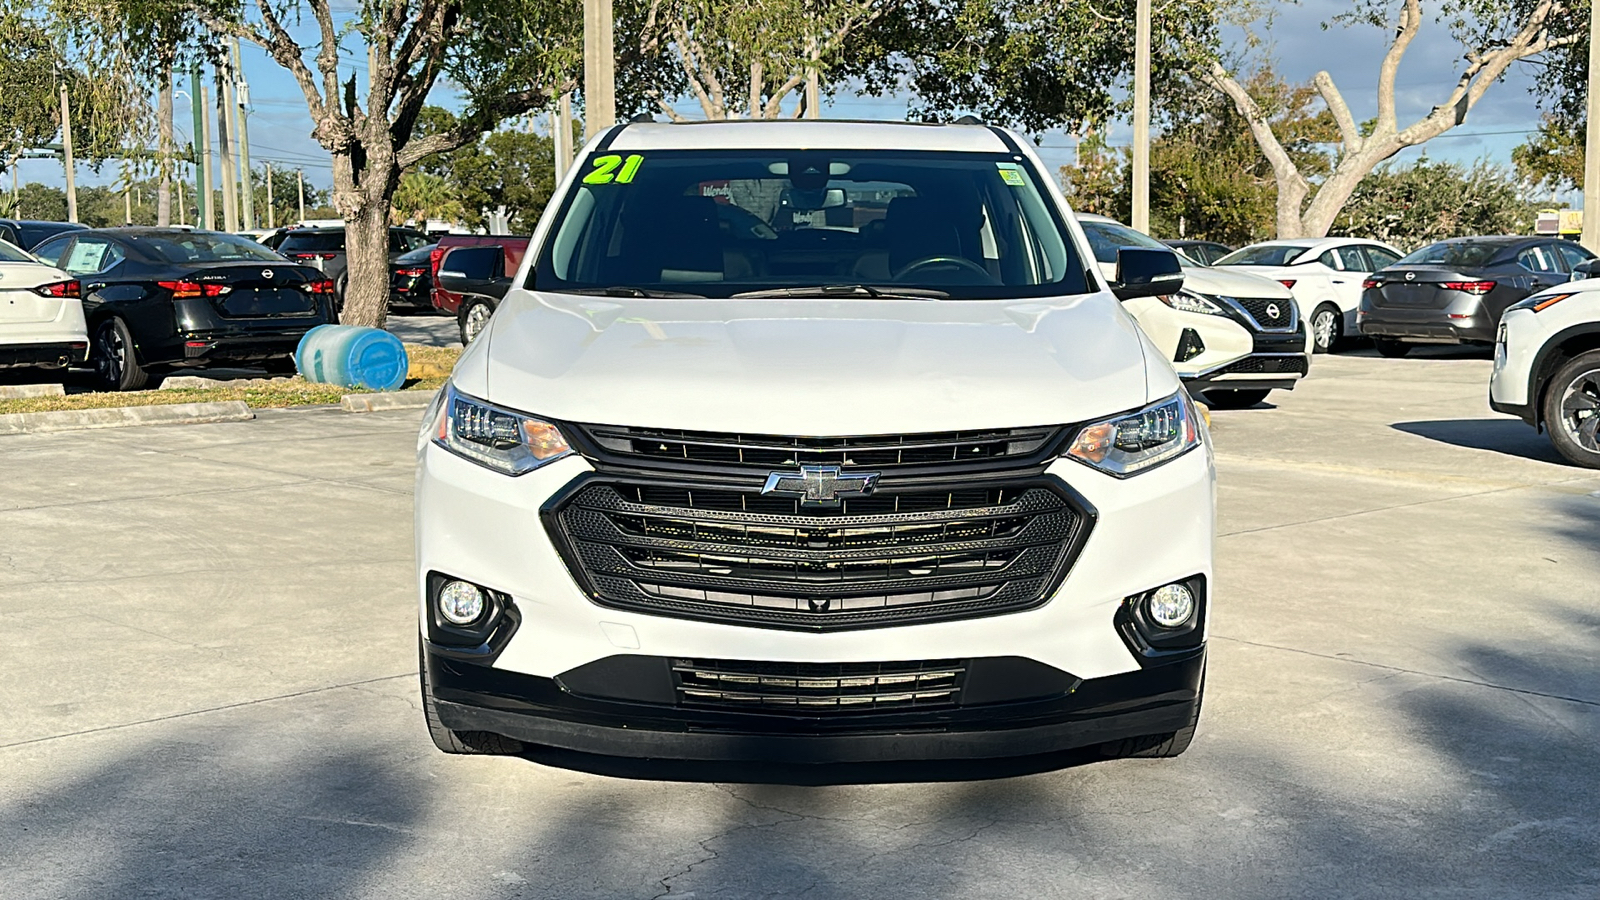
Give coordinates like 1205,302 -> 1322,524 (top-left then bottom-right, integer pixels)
582,0 -> 615,139
199,81 -> 216,230
296,168 -> 305,222
265,162 -> 274,229
176,175 -> 185,226
123,161 -> 132,225
553,94 -> 574,183
59,83 -> 78,223
216,62 -> 239,232
190,68 -> 210,230
232,39 -> 255,231
1583,0 -> 1600,253
157,75 -> 173,226
1130,0 -> 1151,234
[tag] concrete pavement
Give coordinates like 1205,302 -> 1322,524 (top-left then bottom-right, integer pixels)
1,354 -> 1597,899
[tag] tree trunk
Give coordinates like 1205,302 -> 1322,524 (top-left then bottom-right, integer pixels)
330,125 -> 400,329
157,63 -> 174,227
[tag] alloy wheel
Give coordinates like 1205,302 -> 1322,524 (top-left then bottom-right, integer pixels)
95,321 -> 124,386
463,304 -> 492,343
1312,309 -> 1337,351
1559,368 -> 1600,452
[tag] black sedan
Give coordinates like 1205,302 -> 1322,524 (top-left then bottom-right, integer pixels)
28,228 -> 338,390
389,243 -> 437,311
1359,236 -> 1594,357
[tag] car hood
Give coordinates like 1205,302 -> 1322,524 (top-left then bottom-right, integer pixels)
467,289 -> 1168,435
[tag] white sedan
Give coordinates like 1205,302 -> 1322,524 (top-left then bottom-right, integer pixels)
1216,238 -> 1404,353
0,238 -> 89,371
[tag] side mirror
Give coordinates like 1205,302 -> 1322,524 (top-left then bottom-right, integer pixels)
1574,259 -> 1600,280
1112,247 -> 1184,300
436,246 -> 502,294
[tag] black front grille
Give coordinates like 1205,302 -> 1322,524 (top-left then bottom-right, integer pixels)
1220,355 -> 1308,376
1232,297 -> 1297,330
546,477 -> 1090,631
574,425 -> 1061,474
672,657 -> 965,713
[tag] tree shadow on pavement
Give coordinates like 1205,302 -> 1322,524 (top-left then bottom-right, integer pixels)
1392,418 -> 1567,464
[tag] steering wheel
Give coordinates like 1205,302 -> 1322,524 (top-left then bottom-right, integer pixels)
894,255 -> 997,283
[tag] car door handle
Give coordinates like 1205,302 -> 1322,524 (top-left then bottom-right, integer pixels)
1330,279 -> 1346,284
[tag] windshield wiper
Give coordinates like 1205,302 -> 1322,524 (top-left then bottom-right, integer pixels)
730,284 -> 947,300
566,286 -> 707,298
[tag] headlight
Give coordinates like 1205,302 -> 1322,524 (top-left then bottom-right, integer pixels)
1159,290 -> 1226,316
1066,392 -> 1201,477
431,384 -> 572,475
1506,292 -> 1573,314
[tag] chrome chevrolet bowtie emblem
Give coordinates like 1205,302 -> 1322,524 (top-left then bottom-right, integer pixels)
1266,303 -> 1281,320
762,465 -> 880,507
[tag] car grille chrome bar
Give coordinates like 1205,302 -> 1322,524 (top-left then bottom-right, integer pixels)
671,657 -> 966,713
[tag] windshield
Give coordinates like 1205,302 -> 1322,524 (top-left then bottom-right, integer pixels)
1079,220 -> 1200,268
1216,244 -> 1307,267
279,231 -> 346,253
532,149 -> 1089,299
0,239 -> 33,263
128,232 -> 287,264
1397,241 -> 1502,268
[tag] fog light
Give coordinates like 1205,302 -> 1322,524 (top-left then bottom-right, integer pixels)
438,580 -> 485,626
1146,583 -> 1196,628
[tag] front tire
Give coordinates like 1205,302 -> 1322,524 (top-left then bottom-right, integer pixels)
459,297 -> 495,345
1202,388 -> 1270,409
419,641 -> 524,756
1373,338 -> 1411,358
91,317 -> 151,391
1310,303 -> 1342,354
1543,350 -> 1600,469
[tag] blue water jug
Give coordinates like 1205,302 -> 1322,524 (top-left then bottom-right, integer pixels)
294,325 -> 409,391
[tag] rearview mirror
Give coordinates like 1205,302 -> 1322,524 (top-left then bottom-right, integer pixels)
782,188 -> 847,212
1112,248 -> 1184,300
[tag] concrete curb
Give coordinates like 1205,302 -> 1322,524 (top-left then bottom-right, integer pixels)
341,390 -> 438,413
0,401 -> 254,436
0,384 -> 66,399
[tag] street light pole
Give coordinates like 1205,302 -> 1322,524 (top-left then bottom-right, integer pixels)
59,83 -> 78,223
583,0 -> 615,140
1130,0 -> 1151,234
1582,0 -> 1600,253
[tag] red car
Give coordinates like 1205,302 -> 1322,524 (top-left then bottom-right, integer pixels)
429,235 -> 530,343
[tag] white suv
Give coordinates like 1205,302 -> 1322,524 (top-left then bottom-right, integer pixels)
415,121 -> 1213,764
1490,278 -> 1600,467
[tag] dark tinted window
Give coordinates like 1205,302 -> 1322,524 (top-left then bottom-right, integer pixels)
127,232 -> 286,263
1082,221 -> 1198,269
1517,244 -> 1560,273
390,230 -> 429,253
1554,241 -> 1593,272
442,246 -> 502,280
0,223 -> 18,245
0,238 -> 33,262
1366,246 -> 1402,269
278,231 -> 346,253
17,222 -> 83,249
1397,241 -> 1503,268
534,149 -> 1088,300
1216,244 -> 1307,266
30,235 -> 73,266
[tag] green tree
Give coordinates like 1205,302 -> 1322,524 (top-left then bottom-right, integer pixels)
392,172 -> 468,226
1514,115 -> 1584,193
1330,160 -> 1535,248
0,10 -> 58,177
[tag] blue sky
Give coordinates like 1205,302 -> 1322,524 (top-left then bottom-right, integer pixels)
10,0 -> 1575,206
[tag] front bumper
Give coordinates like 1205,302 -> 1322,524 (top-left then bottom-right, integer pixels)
425,644 -> 1205,762
0,340 -> 89,369
1182,352 -> 1308,392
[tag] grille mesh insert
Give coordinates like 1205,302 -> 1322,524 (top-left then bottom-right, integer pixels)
672,658 -> 965,713
550,480 -> 1087,630
1232,297 -> 1297,330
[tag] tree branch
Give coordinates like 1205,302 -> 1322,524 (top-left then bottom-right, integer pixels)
1203,61 -> 1311,236
1375,0 -> 1422,133
1313,71 -> 1362,155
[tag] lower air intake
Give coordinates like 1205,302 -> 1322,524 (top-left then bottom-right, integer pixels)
672,658 -> 965,714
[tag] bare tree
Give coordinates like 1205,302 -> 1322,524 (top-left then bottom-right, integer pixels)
1206,0 -> 1584,239
641,0 -> 897,120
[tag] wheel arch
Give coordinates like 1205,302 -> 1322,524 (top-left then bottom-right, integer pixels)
86,309 -> 153,367
1532,325 -> 1600,428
